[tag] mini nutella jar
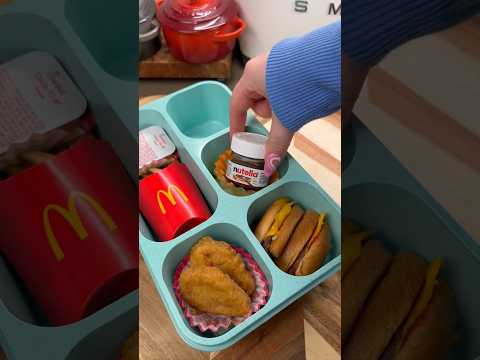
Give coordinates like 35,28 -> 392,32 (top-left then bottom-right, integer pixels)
226,132 -> 270,190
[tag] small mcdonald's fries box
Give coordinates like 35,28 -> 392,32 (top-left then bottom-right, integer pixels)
139,126 -> 211,241
0,52 -> 138,326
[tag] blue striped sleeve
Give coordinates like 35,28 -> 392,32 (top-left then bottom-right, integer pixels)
266,2 -> 479,132
343,0 -> 480,65
266,21 -> 340,132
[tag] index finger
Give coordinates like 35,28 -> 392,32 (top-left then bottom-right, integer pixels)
229,79 -> 252,138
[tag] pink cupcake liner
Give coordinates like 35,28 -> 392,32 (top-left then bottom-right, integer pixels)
173,246 -> 269,334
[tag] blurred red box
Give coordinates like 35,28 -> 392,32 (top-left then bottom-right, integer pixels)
0,137 -> 138,325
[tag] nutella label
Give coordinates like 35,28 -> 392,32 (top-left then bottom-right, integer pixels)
139,126 -> 176,170
0,52 -> 87,154
226,160 -> 268,188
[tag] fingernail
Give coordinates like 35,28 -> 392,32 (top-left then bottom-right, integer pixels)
264,152 -> 282,177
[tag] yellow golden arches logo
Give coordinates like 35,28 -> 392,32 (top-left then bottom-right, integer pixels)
43,191 -> 117,262
156,185 -> 189,215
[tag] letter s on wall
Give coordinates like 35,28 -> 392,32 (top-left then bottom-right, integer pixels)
294,0 -> 308,13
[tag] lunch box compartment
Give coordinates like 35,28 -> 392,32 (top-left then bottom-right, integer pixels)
247,181 -> 341,273
64,0 -> 137,82
343,117 -> 480,359
343,182 -> 479,359
145,222 -> 273,340
0,10 -> 138,360
65,298 -> 137,360
139,215 -> 158,242
139,110 -> 219,243
0,255 -> 38,324
200,129 -> 290,196
200,124 -> 268,174
140,109 -> 187,157
166,82 -> 231,138
163,222 -> 273,303
140,111 -> 219,212
139,81 -> 341,351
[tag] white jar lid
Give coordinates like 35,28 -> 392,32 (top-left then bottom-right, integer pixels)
231,132 -> 267,160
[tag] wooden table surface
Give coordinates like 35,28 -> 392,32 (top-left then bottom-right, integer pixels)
140,258 -> 340,360
139,96 -> 341,360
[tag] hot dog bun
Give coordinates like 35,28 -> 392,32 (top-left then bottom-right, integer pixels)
254,198 -> 289,244
290,218 -> 331,276
276,209 -> 318,272
342,238 -> 393,344
342,225 -> 373,279
389,280 -> 457,360
255,199 -> 332,276
343,252 -> 427,360
269,205 -> 304,258
380,258 -> 457,360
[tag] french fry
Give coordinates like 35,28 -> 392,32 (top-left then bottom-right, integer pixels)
139,155 -> 177,179
21,151 -> 55,165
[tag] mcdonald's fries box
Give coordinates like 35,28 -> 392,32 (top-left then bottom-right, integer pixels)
139,81 -> 341,352
140,161 -> 212,241
0,2 -> 138,359
0,137 -> 138,326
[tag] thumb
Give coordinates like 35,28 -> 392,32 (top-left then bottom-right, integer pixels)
264,115 -> 293,177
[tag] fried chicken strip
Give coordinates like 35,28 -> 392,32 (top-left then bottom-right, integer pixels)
190,236 -> 256,295
179,266 -> 251,317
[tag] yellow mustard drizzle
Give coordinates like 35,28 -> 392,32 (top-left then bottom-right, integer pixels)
401,257 -> 444,341
312,214 -> 326,238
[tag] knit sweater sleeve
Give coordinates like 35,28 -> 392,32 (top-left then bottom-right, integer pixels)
343,0 -> 480,66
266,21 -> 340,132
266,1 -> 479,131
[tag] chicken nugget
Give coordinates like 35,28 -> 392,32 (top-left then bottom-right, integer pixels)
179,266 -> 251,317
190,236 -> 256,295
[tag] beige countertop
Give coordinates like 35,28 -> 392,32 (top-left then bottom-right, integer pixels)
354,21 -> 480,244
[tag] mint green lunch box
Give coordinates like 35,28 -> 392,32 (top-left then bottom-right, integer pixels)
139,81 -> 341,352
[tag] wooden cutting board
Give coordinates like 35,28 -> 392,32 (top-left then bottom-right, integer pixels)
139,35 -> 232,80
140,257 -> 340,360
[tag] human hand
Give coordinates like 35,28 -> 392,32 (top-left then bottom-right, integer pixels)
230,53 -> 294,177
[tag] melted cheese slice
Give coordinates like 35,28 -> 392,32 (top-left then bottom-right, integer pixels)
312,214 -> 326,238
401,257 -> 444,340
266,202 -> 294,237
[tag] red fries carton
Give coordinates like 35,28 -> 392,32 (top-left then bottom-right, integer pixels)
140,161 -> 211,241
0,137 -> 138,325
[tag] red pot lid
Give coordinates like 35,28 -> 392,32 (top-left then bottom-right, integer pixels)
158,0 -> 238,32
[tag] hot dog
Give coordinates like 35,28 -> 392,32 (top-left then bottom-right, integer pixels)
343,252 -> 428,360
